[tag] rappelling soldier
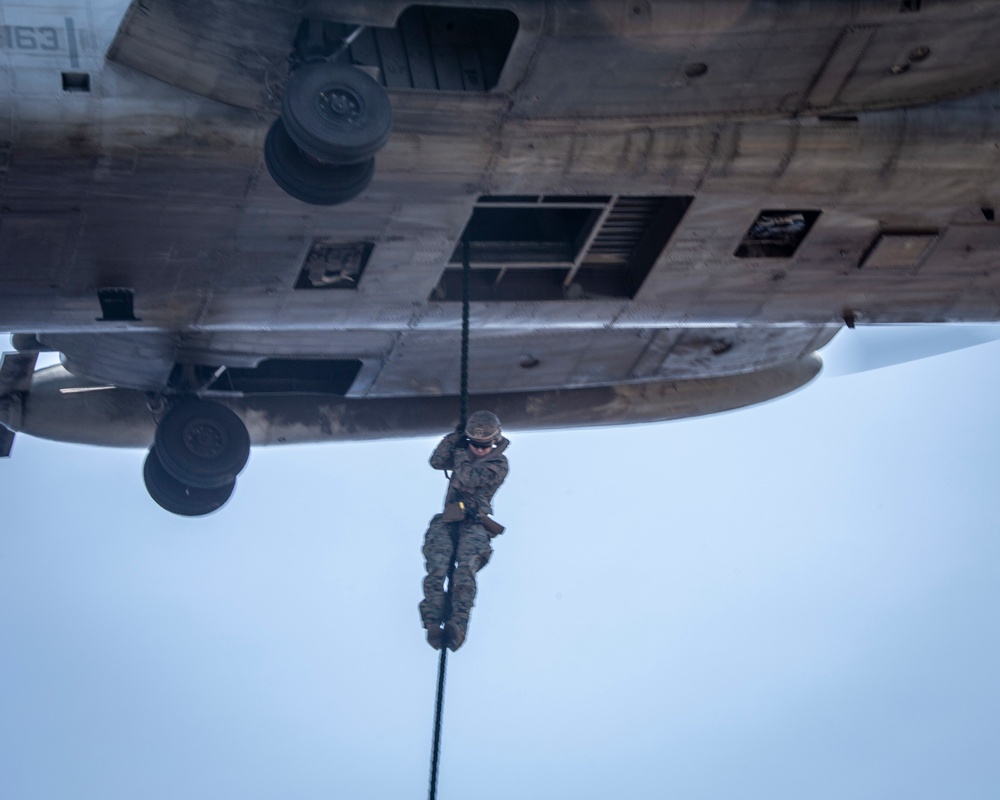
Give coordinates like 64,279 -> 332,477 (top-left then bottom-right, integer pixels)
419,410 -> 509,651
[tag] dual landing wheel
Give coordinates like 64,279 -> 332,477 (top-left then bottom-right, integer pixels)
143,400 -> 251,517
265,62 -> 393,205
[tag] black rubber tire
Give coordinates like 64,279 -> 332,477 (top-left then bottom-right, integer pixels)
265,118 -> 375,205
281,62 -> 392,164
154,400 -> 250,489
143,448 -> 235,517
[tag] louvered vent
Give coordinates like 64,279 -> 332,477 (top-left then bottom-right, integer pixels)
585,197 -> 666,266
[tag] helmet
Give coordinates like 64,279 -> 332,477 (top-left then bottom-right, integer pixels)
464,410 -> 502,444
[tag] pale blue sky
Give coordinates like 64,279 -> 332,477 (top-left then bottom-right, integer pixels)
1,328 -> 999,800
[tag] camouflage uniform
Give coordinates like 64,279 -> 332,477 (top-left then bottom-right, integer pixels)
419,431 -> 509,640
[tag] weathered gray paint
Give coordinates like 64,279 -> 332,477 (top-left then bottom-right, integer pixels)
2,0 -> 1000,450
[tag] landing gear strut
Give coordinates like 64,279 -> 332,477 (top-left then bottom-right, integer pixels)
265,62 -> 393,205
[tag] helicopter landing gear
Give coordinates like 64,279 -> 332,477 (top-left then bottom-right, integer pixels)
265,62 -> 392,206
143,399 -> 250,517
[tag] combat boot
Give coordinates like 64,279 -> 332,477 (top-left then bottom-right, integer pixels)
426,625 -> 444,650
443,620 -> 466,651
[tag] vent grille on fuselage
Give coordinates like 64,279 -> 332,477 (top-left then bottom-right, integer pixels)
585,197 -> 667,266
432,195 -> 692,302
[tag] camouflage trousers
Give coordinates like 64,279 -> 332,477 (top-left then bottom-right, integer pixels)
419,514 -> 493,635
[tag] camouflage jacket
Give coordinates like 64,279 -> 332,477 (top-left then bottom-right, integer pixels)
430,431 -> 509,516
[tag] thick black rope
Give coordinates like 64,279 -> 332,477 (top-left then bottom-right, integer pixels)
428,620 -> 449,800
428,239 -> 472,800
459,239 -> 471,429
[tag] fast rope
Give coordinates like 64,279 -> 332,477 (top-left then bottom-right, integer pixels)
428,239 -> 472,800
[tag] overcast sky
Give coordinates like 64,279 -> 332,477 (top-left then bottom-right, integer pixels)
1,327 -> 999,800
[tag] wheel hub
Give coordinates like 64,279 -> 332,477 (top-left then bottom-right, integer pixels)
317,87 -> 363,126
183,420 -> 227,459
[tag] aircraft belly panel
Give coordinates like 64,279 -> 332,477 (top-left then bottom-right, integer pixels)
830,15 -> 1000,114
371,329 -> 646,396
0,209 -> 81,289
518,29 -> 826,122
107,0 -> 299,112
630,326 -> 836,382
368,326 -> 828,397
45,332 -> 177,391
523,2 -> 1000,122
